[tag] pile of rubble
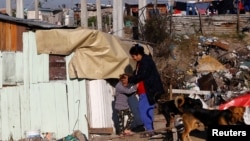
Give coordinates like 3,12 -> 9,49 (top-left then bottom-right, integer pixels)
160,35 -> 250,107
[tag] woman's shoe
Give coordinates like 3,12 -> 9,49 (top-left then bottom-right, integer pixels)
131,125 -> 145,132
140,131 -> 155,138
124,129 -> 135,136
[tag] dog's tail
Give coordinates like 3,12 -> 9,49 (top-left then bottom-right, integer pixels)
175,95 -> 185,109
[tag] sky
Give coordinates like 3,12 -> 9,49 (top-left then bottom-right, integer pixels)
0,0 -> 111,9
0,0 -> 151,9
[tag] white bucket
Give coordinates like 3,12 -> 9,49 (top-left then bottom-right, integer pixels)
25,130 -> 41,138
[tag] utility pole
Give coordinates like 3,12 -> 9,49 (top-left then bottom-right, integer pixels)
154,0 -> 157,10
6,0 -> 11,16
236,0 -> 240,33
35,0 -> 39,19
16,0 -> 24,18
96,0 -> 102,31
81,0 -> 88,28
113,0 -> 118,35
139,0 -> 147,25
113,0 -> 124,37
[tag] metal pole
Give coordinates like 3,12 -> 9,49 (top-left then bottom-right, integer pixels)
6,0 -> 11,16
113,0 -> 124,37
236,0 -> 240,33
81,0 -> 88,28
112,0 -> 118,35
139,0 -> 147,25
35,0 -> 39,19
96,0 -> 102,31
154,0 -> 157,10
16,0 -> 24,18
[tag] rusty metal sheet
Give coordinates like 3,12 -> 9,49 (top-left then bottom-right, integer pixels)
49,55 -> 66,80
204,40 -> 229,51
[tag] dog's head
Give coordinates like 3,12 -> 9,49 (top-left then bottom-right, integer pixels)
228,106 -> 246,124
186,98 -> 203,109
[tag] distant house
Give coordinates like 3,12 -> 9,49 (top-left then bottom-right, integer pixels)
27,8 -> 65,25
125,3 -> 168,18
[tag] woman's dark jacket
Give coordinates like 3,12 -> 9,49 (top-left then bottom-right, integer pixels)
128,54 -> 165,105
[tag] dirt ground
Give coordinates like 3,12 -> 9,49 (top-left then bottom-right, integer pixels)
90,111 -> 206,141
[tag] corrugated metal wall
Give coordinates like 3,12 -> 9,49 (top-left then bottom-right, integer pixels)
87,80 -> 115,128
0,22 -> 25,51
0,32 -> 92,140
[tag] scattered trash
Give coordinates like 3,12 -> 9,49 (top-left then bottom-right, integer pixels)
25,130 -> 41,139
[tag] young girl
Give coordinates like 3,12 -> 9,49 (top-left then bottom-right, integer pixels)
115,74 -> 137,136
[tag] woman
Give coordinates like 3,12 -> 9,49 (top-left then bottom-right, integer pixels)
127,44 -> 165,137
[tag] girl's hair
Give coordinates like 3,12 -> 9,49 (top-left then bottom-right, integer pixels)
129,44 -> 145,55
119,74 -> 127,80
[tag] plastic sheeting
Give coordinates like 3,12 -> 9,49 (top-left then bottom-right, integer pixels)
35,28 -> 152,79
218,93 -> 250,110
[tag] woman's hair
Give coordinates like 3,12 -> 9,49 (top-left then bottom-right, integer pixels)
129,44 -> 145,55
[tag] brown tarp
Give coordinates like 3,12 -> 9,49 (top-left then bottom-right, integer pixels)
35,28 -> 151,79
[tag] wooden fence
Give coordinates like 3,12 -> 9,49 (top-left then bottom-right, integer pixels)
172,14 -> 250,35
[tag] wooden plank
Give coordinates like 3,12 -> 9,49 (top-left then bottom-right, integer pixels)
66,79 -> 79,131
65,53 -> 89,136
87,80 -> 114,129
28,32 -> 37,84
37,53 -> 49,83
19,85 -> 31,139
21,32 -> 31,138
10,24 -> 17,51
65,54 -> 78,131
0,89 -> 1,141
54,82 -> 70,138
41,54 -> 49,82
0,51 -> 2,88
88,80 -> 105,127
30,84 -> 42,130
0,22 -> 3,50
171,89 -> 211,95
22,32 -> 30,87
15,52 -> 24,84
89,128 -> 113,134
77,80 -> 89,137
30,31 -> 49,83
65,64 -> 88,138
6,22 -> 11,51
39,83 -> 57,133
7,87 -> 22,140
49,55 -> 66,80
2,52 -> 16,85
16,25 -> 26,51
0,88 -> 10,140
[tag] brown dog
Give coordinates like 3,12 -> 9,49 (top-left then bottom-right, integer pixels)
181,106 -> 246,141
